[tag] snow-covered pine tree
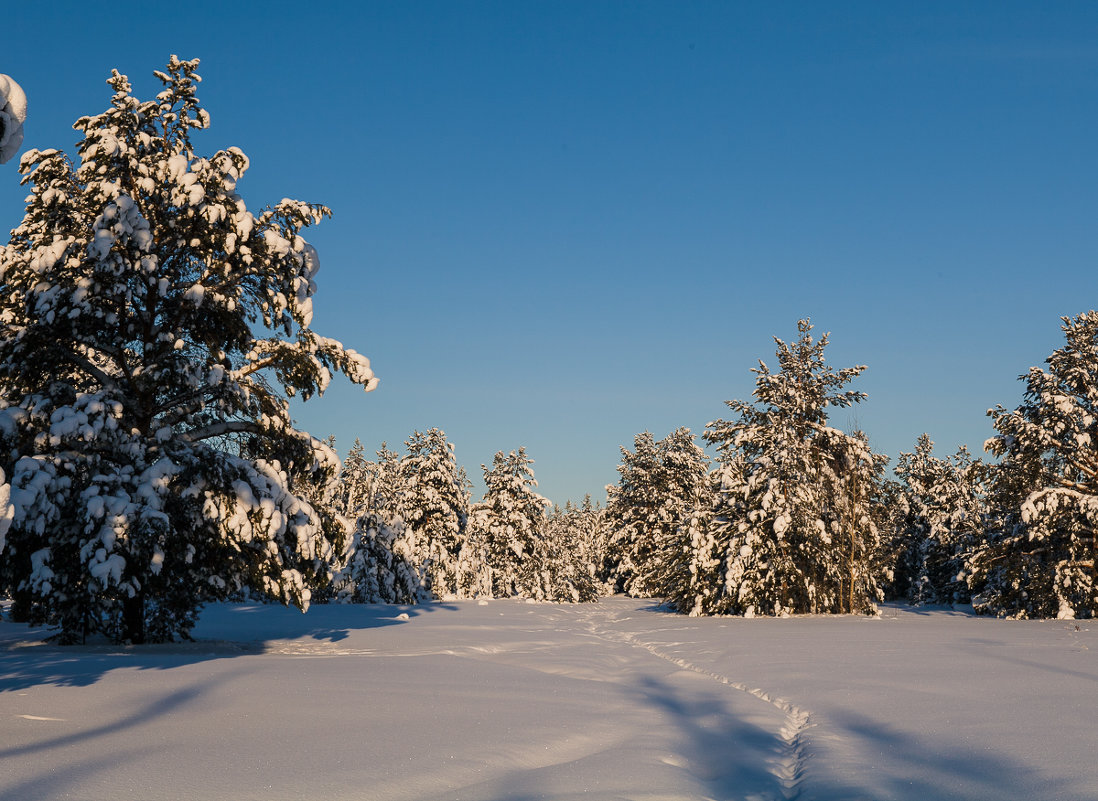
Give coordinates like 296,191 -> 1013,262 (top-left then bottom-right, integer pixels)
969,312 -> 1098,619
540,502 -> 601,602
338,443 -> 425,604
291,434 -> 346,603
473,448 -> 550,598
604,432 -> 662,594
333,438 -> 373,520
576,494 -> 611,594
604,428 -> 710,598
399,428 -> 472,599
892,434 -> 987,605
700,320 -> 884,616
640,429 -> 711,599
0,58 -> 377,643
667,458 -> 743,616
824,428 -> 890,614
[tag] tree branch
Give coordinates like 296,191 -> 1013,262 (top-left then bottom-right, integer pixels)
181,420 -> 264,442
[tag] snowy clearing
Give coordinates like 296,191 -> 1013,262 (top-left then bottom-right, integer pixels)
2,598 -> 1095,801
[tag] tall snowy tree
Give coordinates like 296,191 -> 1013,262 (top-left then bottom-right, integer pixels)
891,435 -> 988,605
399,428 -> 473,599
697,320 -> 885,616
472,448 -> 549,598
0,58 -> 378,643
969,312 -> 1098,619
337,443 -> 424,604
604,432 -> 660,594
572,494 -> 611,595
332,437 -> 373,521
541,501 -> 601,603
604,428 -> 710,598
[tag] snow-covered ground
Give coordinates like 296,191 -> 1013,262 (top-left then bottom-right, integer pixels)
2,597 -> 1095,801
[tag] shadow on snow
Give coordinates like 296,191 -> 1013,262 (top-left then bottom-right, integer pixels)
0,600 -> 459,694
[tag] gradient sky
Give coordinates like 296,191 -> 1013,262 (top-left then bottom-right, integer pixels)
3,2 -> 1096,504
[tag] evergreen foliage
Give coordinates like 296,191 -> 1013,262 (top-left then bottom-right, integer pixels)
398,428 -> 474,599
0,58 -> 377,643
970,312 -> 1098,619
891,435 -> 987,605
472,448 -> 547,597
688,320 -> 886,616
337,443 -> 425,604
541,499 -> 603,602
604,428 -> 710,598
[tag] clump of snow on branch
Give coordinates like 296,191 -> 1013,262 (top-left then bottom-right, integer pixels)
0,74 -> 26,164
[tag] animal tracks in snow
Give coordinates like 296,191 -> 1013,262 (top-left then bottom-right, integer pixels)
579,605 -> 813,801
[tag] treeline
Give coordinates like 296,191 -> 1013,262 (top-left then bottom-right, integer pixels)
314,432 -> 603,604
330,315 -> 1098,621
5,57 -> 1087,646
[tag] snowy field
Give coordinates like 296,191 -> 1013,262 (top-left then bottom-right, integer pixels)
2,598 -> 1095,801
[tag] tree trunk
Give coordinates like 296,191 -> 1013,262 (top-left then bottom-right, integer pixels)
122,592 -> 146,644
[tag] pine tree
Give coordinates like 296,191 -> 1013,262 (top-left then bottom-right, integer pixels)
473,448 -> 549,597
399,428 -> 472,599
698,320 -> 885,616
541,502 -> 601,602
338,443 -> 424,604
892,435 -> 987,605
669,459 -> 744,616
576,494 -> 611,595
604,431 -> 662,594
333,438 -> 373,520
0,58 -> 377,643
969,312 -> 1098,619
603,428 -> 710,598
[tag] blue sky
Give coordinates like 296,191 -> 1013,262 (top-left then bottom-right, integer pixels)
3,2 -> 1096,504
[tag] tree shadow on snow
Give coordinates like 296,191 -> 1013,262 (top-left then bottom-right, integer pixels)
958,637 -> 1098,686
629,672 -> 782,800
814,709 -> 1079,801
0,671 -> 242,801
453,670 -> 782,801
0,600 -> 459,693
878,601 -> 978,618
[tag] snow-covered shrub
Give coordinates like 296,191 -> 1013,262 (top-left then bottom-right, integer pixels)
0,58 -> 377,642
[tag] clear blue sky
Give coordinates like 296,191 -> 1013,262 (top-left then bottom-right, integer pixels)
3,2 -> 1096,505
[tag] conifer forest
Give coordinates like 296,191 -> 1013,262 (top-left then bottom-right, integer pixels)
2,38 -> 1097,801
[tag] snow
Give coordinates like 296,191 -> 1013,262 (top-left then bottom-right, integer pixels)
2,598 -> 1096,801
0,73 -> 26,164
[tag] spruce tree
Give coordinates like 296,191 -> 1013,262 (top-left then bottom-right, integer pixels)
0,58 -> 378,642
334,438 -> 373,520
